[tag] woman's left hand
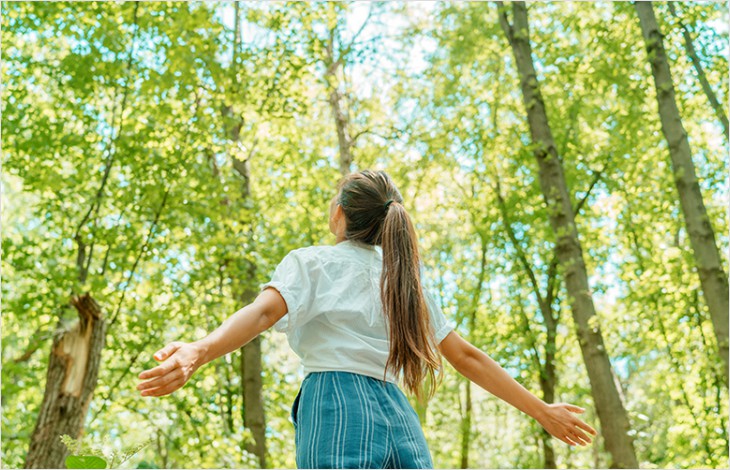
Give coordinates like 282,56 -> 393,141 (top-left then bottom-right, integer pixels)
137,341 -> 203,397
536,403 -> 598,447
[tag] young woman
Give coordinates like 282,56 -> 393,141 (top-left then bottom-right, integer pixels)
138,169 -> 598,468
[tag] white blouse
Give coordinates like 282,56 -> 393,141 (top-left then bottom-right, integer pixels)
259,239 -> 456,384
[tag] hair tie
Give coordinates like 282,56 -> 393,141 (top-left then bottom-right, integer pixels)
384,199 -> 394,210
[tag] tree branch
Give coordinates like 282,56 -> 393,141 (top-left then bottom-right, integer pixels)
108,187 -> 170,328
494,1 -> 514,45
493,175 -> 547,309
73,2 -> 140,244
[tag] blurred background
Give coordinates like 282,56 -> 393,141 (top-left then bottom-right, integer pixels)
2,1 -> 728,468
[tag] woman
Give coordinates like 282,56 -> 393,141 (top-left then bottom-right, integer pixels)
137,169 -> 597,468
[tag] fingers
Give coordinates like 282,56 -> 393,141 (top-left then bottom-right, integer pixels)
565,403 -> 599,440
137,343 -> 193,398
569,428 -> 592,446
546,404 -> 598,447
565,403 -> 585,414
153,342 -> 183,361
139,376 -> 187,397
138,357 -> 179,380
137,369 -> 182,395
564,431 -> 590,447
576,419 -> 598,436
559,434 -> 579,447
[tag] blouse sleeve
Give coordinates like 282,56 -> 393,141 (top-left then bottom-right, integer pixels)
259,249 -> 317,335
423,288 -> 455,344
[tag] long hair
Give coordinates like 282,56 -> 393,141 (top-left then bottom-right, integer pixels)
336,170 -> 442,399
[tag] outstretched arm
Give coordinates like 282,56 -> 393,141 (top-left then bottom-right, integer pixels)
137,287 -> 288,397
438,330 -> 598,447
192,287 -> 288,365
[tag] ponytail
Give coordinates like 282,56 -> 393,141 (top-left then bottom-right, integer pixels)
380,201 -> 442,400
334,169 -> 442,399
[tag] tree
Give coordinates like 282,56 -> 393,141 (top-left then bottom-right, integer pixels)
24,295 -> 106,469
495,2 -> 639,467
21,3 -> 141,467
634,0 -> 729,384
2,2 -> 727,468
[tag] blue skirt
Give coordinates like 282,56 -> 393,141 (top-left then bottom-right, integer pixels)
291,371 -> 434,469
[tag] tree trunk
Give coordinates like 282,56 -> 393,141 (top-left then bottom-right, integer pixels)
667,2 -> 729,140
322,9 -> 354,177
241,335 -> 267,468
496,2 -> 639,467
24,294 -> 106,469
538,261 -> 559,469
228,126 -> 268,469
229,132 -> 268,467
459,380 -> 472,469
635,1 -> 729,384
226,5 -> 268,464
223,357 -> 235,435
328,83 -> 354,177
539,319 -> 557,469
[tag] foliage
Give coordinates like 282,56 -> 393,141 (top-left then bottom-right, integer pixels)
60,434 -> 153,469
2,1 -> 727,468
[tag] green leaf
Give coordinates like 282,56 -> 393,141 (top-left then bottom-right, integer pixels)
65,456 -> 107,469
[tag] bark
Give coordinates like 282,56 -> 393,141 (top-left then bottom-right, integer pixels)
539,262 -> 559,469
329,84 -> 354,176
496,2 -> 639,467
459,381 -> 472,469
667,2 -> 729,140
223,355 -> 235,435
24,294 -> 106,469
241,336 -> 267,468
635,1 -> 729,384
540,314 -> 557,469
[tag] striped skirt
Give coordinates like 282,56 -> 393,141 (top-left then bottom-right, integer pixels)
291,371 -> 434,469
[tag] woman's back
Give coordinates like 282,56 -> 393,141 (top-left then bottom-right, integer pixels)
261,238 -> 454,385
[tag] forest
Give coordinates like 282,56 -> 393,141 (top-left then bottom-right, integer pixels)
2,1 -> 728,469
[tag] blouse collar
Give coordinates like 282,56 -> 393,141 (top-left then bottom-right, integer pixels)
340,239 -> 377,251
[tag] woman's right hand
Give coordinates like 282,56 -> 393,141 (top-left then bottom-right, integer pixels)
137,341 -> 204,397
